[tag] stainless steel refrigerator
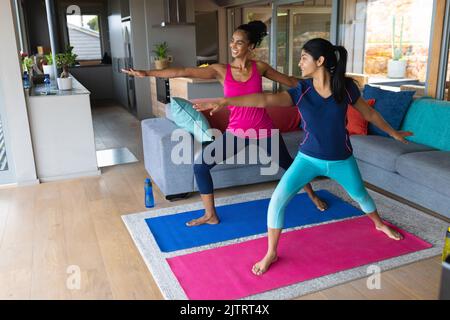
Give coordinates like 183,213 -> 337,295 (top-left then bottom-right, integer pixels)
121,19 -> 137,115
108,0 -> 137,116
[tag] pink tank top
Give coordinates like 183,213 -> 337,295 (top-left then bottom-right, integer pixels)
224,60 -> 274,139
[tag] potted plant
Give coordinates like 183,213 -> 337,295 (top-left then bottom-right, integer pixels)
152,42 -> 172,70
387,15 -> 407,79
21,54 -> 34,75
42,53 -> 56,79
20,52 -> 33,88
56,46 -> 77,90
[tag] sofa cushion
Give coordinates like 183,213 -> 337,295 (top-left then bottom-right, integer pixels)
395,151 -> 450,198
189,98 -> 230,132
350,135 -> 435,172
362,85 -> 414,137
400,97 -> 450,151
346,98 -> 375,136
266,106 -> 301,133
170,97 -> 214,143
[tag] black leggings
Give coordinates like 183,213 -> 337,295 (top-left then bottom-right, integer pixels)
194,131 -> 294,194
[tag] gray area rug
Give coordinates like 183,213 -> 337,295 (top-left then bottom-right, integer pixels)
122,179 -> 448,300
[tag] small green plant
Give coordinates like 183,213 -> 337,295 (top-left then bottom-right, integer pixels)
391,15 -> 404,61
22,56 -> 34,73
152,42 -> 169,60
56,45 -> 77,78
44,53 -> 53,65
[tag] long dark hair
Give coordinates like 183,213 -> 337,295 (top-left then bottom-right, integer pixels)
236,20 -> 268,49
302,38 -> 355,103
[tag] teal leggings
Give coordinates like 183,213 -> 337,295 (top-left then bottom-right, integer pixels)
268,152 -> 376,229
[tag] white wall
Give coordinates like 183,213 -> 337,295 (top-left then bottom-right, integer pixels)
0,0 -> 38,185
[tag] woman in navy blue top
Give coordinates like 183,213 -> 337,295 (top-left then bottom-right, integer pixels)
194,38 -> 413,275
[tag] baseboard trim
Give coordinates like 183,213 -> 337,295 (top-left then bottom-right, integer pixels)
364,182 -> 450,224
38,169 -> 101,183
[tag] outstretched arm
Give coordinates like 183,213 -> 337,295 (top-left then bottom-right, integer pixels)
258,61 -> 299,88
352,97 -> 413,144
121,64 -> 219,80
193,91 -> 294,115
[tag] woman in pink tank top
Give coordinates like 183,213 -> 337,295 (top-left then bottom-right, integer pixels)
224,60 -> 274,139
122,21 -> 327,227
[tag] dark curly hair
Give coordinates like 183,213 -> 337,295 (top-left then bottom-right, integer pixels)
236,20 -> 268,49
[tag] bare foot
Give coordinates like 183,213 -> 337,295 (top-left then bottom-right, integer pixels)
376,224 -> 403,240
186,214 -> 220,227
311,195 -> 327,212
252,252 -> 278,276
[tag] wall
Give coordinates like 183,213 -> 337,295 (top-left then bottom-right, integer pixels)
195,0 -> 228,64
145,0 -> 197,68
69,65 -> 113,100
195,11 -> 219,58
24,0 -> 52,54
0,0 -> 38,185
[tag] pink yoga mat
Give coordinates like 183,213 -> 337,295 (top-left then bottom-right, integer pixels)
167,216 -> 432,300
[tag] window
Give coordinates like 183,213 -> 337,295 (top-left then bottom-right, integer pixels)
339,0 -> 434,91
243,7 -> 272,91
66,14 -> 102,60
445,45 -> 450,101
278,3 -> 332,78
242,2 -> 332,91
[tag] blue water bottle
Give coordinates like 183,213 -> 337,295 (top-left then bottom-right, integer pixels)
23,71 -> 30,89
144,178 -> 155,208
44,74 -> 51,94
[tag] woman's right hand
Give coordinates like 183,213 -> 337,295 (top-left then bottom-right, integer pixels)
121,68 -> 148,78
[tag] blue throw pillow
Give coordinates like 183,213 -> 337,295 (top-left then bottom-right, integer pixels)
362,85 -> 415,137
170,97 -> 214,143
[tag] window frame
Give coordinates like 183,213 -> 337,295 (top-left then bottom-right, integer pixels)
436,0 -> 450,100
62,7 -> 105,63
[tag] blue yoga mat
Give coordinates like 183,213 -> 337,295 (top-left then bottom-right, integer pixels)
145,190 -> 364,252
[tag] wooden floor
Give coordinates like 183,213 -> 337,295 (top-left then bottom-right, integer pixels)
0,100 -> 444,300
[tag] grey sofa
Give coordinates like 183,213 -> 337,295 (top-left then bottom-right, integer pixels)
142,100 -> 450,219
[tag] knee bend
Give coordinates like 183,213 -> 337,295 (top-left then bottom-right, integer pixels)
194,163 -> 209,176
267,198 -> 285,229
352,191 -> 376,213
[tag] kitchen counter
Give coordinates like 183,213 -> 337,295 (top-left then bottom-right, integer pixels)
26,75 -> 100,182
29,76 -> 90,97
150,76 -> 223,117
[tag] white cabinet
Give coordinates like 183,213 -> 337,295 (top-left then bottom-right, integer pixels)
26,76 -> 100,182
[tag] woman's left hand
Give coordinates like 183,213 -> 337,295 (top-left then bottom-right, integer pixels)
391,131 -> 414,144
193,99 -> 226,116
